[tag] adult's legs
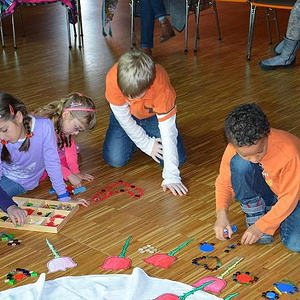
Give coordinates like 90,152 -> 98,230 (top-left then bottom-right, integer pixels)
280,201 -> 300,252
230,154 -> 277,243
0,176 -> 26,198
260,0 -> 300,70
140,0 -> 155,49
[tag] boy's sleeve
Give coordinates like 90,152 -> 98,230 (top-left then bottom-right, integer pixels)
110,103 -> 155,155
215,145 -> 235,212
0,187 -> 17,212
105,64 -> 127,106
152,65 -> 177,120
256,157 -> 300,234
157,114 -> 181,185
42,120 -> 70,201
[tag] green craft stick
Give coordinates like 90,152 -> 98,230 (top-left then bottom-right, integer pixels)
179,280 -> 215,300
224,292 -> 239,300
218,257 -> 244,279
168,238 -> 194,256
119,236 -> 132,258
46,239 -> 60,259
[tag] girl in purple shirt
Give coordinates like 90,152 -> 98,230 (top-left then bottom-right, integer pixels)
0,92 -> 88,207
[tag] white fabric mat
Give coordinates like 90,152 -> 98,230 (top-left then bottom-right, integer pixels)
0,267 -> 221,300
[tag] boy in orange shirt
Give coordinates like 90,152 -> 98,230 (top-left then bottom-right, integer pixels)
103,49 -> 187,196
214,103 -> 300,252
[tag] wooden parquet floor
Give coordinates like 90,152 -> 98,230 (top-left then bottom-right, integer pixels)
0,0 -> 299,299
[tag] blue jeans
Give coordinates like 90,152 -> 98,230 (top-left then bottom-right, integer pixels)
102,113 -> 186,168
0,176 -> 27,198
230,154 -> 300,252
140,0 -> 167,48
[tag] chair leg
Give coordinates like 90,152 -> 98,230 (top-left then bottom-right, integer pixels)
193,0 -> 201,52
11,14 -> 17,49
129,0 -> 135,48
273,8 -> 280,40
265,8 -> 272,45
66,9 -> 72,48
184,0 -> 189,52
212,0 -> 221,40
77,0 -> 83,37
0,19 -> 5,47
247,3 -> 256,60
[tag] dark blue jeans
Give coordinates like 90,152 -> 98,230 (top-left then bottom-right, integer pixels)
140,0 -> 167,48
230,154 -> 300,252
0,176 -> 26,198
102,113 -> 186,168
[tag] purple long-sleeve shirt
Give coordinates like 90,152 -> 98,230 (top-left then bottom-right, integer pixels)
0,117 -> 69,199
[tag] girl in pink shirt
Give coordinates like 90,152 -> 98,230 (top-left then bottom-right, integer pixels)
35,93 -> 97,188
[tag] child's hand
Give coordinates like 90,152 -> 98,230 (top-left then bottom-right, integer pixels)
68,174 -> 83,188
214,210 -> 232,240
162,182 -> 188,196
151,138 -> 163,163
241,224 -> 263,244
76,173 -> 94,182
6,205 -> 27,226
69,198 -> 90,207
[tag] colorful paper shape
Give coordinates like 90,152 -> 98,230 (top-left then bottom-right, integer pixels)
101,236 -> 132,270
144,238 -> 194,269
46,239 -> 77,273
192,257 -> 244,294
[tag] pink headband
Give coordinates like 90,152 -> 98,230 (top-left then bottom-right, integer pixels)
64,107 -> 96,112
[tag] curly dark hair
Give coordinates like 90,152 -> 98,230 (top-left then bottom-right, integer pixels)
225,103 -> 270,147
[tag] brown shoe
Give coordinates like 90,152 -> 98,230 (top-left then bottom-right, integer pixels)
159,18 -> 175,43
141,47 -> 152,56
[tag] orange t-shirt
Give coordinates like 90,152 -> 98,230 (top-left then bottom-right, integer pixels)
215,128 -> 300,235
105,63 -> 177,121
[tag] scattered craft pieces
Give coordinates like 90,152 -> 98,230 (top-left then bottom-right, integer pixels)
192,256 -> 222,271
262,291 -> 279,299
91,180 -> 144,202
144,238 -> 194,269
5,268 -> 38,285
101,236 -> 132,270
199,242 -> 215,253
1,232 -> 14,241
273,279 -> 299,294
138,244 -> 158,254
232,271 -> 259,285
8,239 -> 22,246
224,241 -> 241,253
46,239 -> 77,273
155,280 -> 215,300
193,257 -> 244,294
49,185 -> 86,196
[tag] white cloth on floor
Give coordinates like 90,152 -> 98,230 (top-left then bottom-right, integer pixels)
0,267 -> 221,300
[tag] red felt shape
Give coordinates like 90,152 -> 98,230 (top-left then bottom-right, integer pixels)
236,273 -> 252,284
101,256 -> 132,271
193,277 -> 227,294
144,253 -> 176,269
155,294 -> 180,300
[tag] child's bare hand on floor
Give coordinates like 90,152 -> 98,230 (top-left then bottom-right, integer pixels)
7,205 -> 27,226
163,182 -> 188,196
151,138 -> 163,163
241,224 -> 263,244
69,198 -> 90,207
214,210 -> 232,240
76,173 -> 94,182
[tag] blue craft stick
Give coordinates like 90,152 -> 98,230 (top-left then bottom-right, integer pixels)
73,186 -> 86,195
49,187 -> 55,194
224,225 -> 237,234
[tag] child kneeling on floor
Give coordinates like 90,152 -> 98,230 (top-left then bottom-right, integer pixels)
214,103 -> 300,252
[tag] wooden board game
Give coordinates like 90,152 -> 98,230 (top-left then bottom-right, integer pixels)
0,197 -> 79,233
